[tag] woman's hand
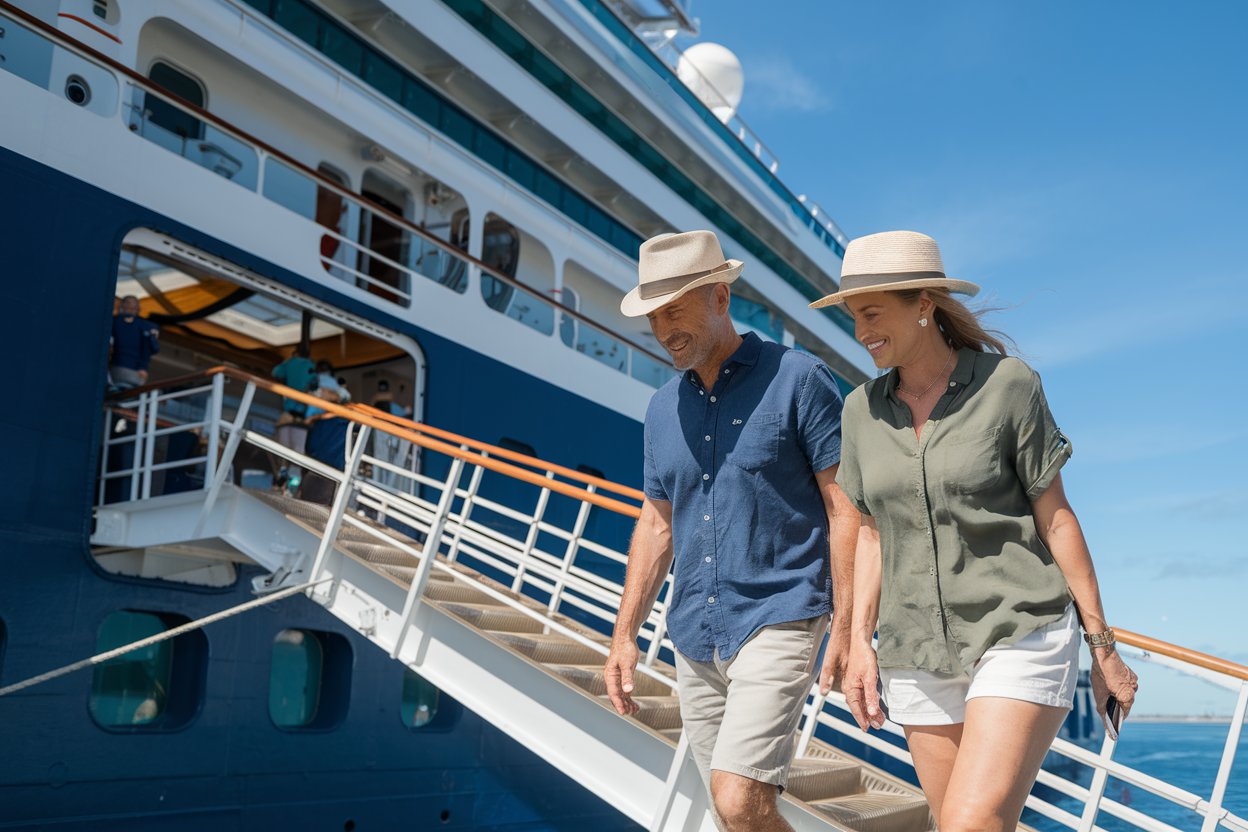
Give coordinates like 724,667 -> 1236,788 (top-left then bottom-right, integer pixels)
1090,647 -> 1139,719
842,641 -> 885,731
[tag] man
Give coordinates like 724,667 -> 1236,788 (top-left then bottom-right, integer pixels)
272,344 -> 319,492
605,230 -> 858,832
110,295 -> 160,388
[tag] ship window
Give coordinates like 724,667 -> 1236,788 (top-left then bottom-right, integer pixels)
558,286 -> 579,348
504,153 -> 535,191
400,669 -> 440,728
269,629 -> 352,730
145,62 -> 205,141
402,79 -> 439,124
272,0 -> 322,48
89,610 -> 207,730
473,130 -> 506,169
363,54 -> 403,103
322,26 -> 365,76
438,106 -> 474,149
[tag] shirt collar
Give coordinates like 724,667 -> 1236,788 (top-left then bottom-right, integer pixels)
683,332 -> 761,388
884,346 -> 977,402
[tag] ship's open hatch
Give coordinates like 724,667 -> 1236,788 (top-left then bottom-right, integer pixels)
96,231 -> 425,586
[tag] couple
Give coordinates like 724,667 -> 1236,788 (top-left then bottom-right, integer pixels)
604,230 -> 1139,831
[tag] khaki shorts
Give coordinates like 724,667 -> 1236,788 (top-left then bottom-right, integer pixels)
674,615 -> 827,789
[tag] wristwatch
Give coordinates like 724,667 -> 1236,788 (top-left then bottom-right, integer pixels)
1083,628 -> 1116,649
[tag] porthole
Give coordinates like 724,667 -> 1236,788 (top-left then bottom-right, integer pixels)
65,75 -> 92,107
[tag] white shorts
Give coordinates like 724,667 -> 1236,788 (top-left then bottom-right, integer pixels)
879,603 -> 1079,726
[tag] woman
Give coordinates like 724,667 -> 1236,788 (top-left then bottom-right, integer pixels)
811,231 -> 1138,830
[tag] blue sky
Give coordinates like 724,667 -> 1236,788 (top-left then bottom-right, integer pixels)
686,2 -> 1247,715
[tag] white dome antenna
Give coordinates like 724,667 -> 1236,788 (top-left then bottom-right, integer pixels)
676,43 -> 744,122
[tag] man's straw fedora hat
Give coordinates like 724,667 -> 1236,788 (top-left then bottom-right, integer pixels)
810,230 -> 980,308
621,230 -> 743,317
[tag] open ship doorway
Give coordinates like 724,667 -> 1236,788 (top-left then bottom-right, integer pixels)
97,229 -> 426,585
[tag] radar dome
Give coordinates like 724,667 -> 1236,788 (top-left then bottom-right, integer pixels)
676,43 -> 744,122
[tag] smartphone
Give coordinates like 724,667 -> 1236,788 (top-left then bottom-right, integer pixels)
1104,695 -> 1124,741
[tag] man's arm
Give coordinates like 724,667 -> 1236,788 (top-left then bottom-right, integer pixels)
605,497 -> 674,716
815,465 -> 858,694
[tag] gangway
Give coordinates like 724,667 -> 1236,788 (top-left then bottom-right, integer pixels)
89,369 -> 1248,832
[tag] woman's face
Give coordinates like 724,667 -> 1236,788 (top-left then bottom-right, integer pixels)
844,291 -> 928,369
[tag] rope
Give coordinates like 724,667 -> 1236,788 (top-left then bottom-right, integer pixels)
0,577 -> 332,697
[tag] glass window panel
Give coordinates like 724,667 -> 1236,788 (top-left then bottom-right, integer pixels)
362,53 -> 404,102
269,629 -> 323,728
321,25 -> 365,75
504,151 -> 535,191
611,223 -> 641,256
438,106 -> 475,149
272,0 -> 321,47
400,670 -> 440,728
576,328 -> 626,373
586,206 -> 612,241
0,18 -> 55,89
90,611 -> 173,727
558,287 -> 578,348
402,79 -> 440,124
533,169 -> 562,207
473,129 -> 507,170
145,62 -> 204,141
631,350 -> 675,389
258,158 -> 314,219
560,190 -> 588,226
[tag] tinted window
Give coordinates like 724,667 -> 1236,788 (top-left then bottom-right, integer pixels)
145,62 -> 204,140
268,628 -> 352,730
90,610 -> 206,730
400,669 -> 440,728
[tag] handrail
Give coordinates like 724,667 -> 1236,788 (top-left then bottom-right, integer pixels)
105,369 -> 1248,688
0,0 -> 674,371
109,367 -> 644,516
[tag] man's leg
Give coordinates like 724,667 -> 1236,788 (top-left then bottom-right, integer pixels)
673,650 -> 729,798
709,616 -> 827,832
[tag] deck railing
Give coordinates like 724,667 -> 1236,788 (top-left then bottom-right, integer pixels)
97,368 -> 1246,831
0,0 -> 677,391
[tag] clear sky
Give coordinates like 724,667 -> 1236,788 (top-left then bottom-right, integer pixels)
685,1 -> 1248,715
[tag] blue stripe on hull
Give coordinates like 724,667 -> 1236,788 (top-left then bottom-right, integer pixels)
0,146 -> 643,830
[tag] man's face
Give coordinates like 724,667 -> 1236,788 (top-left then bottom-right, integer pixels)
646,286 -> 720,371
119,297 -> 140,318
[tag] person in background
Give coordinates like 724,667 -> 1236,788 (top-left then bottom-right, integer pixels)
370,379 -> 414,491
271,344 -> 318,492
304,359 -> 351,420
110,296 -> 160,389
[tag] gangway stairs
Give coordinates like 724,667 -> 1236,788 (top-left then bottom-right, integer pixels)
90,369 -> 1248,832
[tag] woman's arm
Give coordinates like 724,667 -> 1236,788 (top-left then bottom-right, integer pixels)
843,514 -> 886,730
1032,473 -> 1139,716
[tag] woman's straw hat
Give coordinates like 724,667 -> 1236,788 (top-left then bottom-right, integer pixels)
621,230 -> 743,317
810,230 -> 980,308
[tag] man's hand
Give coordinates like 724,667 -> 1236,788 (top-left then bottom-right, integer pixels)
137,369 -> 149,383
604,640 -> 641,716
842,642 -> 884,731
818,613 -> 851,695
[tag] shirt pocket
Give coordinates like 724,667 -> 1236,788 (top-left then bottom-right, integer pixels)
938,425 -> 1002,494
728,411 -> 782,471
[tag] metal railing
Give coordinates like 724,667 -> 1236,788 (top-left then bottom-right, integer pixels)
0,1 -> 677,390
96,368 -> 1247,831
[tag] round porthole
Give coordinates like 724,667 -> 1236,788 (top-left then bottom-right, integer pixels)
65,75 -> 92,106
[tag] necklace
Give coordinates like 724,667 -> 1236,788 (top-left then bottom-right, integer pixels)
896,348 -> 955,399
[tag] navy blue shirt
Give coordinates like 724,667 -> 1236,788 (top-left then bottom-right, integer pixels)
111,316 -> 160,371
643,332 -> 845,662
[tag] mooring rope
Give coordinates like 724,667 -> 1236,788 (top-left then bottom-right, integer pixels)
0,577 -> 332,697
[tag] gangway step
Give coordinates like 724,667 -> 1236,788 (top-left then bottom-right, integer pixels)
807,794 -> 931,832
550,663 -> 673,697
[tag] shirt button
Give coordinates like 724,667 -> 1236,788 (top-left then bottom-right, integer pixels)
699,390 -> 705,396
949,381 -> 957,387
702,473 -> 710,481
710,396 -> 717,403
707,596 -> 716,604
704,435 -> 711,441
703,514 -> 710,521
724,369 -> 731,374
705,556 -> 712,563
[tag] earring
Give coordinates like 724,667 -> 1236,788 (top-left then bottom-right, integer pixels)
919,318 -> 929,328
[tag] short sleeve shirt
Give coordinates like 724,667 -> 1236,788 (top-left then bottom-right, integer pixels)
836,349 -> 1073,674
643,332 -> 845,662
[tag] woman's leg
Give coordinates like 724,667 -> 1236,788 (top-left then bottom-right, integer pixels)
902,723 -> 964,821
938,697 -> 1068,831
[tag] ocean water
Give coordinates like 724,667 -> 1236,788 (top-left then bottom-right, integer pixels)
1027,722 -> 1248,831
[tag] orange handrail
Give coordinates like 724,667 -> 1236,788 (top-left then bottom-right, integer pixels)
1114,628 -> 1248,683
109,368 -> 644,518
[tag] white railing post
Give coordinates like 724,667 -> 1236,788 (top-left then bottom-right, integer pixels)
140,389 -> 160,499
648,732 -> 692,832
97,408 -> 112,506
1077,733 -> 1118,832
203,372 -> 225,489
511,472 -> 553,593
192,380 -> 256,537
547,486 -> 595,615
644,603 -> 668,667
446,451 -> 486,564
129,392 -> 148,501
795,689 -> 827,760
390,456 -> 466,661
1201,680 -> 1248,832
306,425 -> 372,586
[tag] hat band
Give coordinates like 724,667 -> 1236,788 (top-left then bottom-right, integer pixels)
839,271 -> 947,292
638,266 -> 728,300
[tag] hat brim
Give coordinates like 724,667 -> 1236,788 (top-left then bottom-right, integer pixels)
620,260 -> 744,317
809,277 -> 981,309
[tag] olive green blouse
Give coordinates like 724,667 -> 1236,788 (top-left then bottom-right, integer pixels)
837,349 -> 1073,674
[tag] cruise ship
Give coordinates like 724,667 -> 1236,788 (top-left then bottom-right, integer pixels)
1,1 -> 1243,830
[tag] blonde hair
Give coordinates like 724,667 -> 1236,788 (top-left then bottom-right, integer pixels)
896,288 -> 1011,355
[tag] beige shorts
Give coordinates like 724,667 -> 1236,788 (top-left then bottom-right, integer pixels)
879,603 -> 1080,726
674,615 -> 827,789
